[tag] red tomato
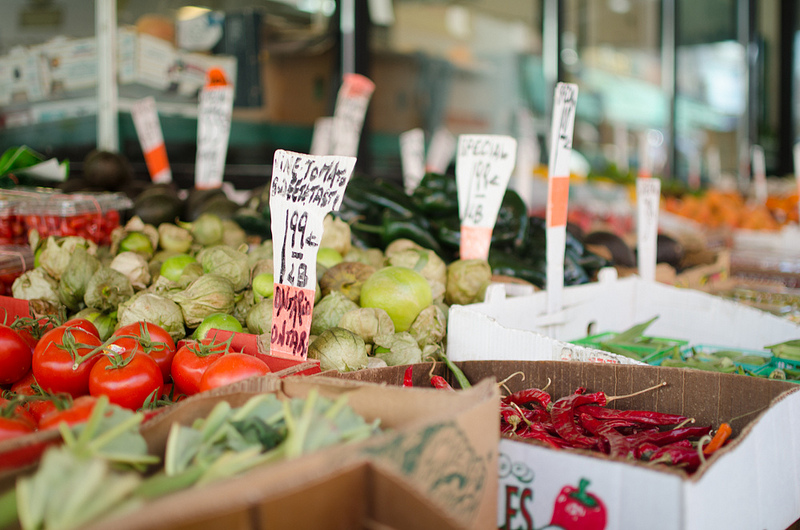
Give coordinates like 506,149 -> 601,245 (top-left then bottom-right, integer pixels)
10,370 -> 37,396
89,352 -> 163,410
11,316 -> 58,349
0,324 -> 33,385
27,400 -> 58,426
32,326 -> 103,397
62,318 -> 100,339
199,353 -> 271,392
38,395 -> 99,430
111,322 -> 177,382
170,339 -> 232,396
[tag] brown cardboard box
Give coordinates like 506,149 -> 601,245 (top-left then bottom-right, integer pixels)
259,49 -> 335,126
335,360 -> 800,530
83,375 -> 498,530
368,52 -> 424,134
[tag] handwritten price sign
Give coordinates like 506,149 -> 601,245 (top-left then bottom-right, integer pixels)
636,177 -> 661,282
330,74 -> 375,157
269,150 -> 356,359
455,134 -> 517,260
195,68 -> 234,189
545,83 -> 578,316
131,96 -> 171,183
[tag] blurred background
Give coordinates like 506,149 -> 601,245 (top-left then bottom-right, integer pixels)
0,0 -> 795,190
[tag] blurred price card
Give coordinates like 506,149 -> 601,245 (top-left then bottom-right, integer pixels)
195,68 -> 234,189
400,128 -> 425,194
426,127 -> 456,174
455,134 -> 517,260
330,74 -> 375,157
131,96 -> 172,183
752,144 -> 767,205
270,150 -> 357,359
636,177 -> 661,282
545,83 -> 578,316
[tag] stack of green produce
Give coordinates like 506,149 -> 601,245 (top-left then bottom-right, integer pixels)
9,211 -> 498,373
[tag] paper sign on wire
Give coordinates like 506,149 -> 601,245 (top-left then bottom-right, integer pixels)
195,68 -> 234,189
131,96 -> 172,183
426,127 -> 457,174
310,117 -> 334,156
330,74 -> 375,157
636,177 -> 661,282
270,150 -> 356,359
545,83 -> 578,316
455,134 -> 517,260
400,128 -> 426,194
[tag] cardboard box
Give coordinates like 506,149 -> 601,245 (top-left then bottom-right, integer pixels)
447,272 -> 800,365
84,375 -> 498,530
334,360 -> 800,530
260,49 -> 335,126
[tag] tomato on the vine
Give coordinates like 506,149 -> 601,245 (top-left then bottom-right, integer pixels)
38,395 -> 99,430
62,318 -> 100,339
170,338 -> 232,396
199,353 -> 271,392
89,352 -> 163,410
32,325 -> 102,398
0,397 -> 36,430
11,315 -> 59,350
111,322 -> 177,382
0,324 -> 33,385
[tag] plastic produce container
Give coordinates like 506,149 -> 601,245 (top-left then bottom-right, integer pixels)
0,195 -> 29,246
17,191 -> 132,245
0,245 -> 34,296
570,332 -> 688,364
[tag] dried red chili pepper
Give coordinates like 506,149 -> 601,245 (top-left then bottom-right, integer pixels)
576,404 -> 689,426
550,392 -> 606,448
403,365 -> 413,388
502,388 -> 552,410
550,478 -> 607,530
628,425 -> 711,448
634,442 -> 660,460
649,443 -> 703,473
514,423 -> 572,449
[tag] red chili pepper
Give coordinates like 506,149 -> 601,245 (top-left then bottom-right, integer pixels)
550,392 -> 606,448
634,442 -> 660,460
430,375 -> 454,391
629,425 -> 712,448
576,404 -> 689,426
703,422 -> 732,456
502,388 -> 552,410
514,423 -> 572,449
403,365 -> 413,388
550,478 -> 607,530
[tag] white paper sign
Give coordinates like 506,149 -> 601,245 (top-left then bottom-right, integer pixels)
15,158 -> 68,182
636,177 -> 661,282
131,96 -> 172,183
545,83 -> 578,316
455,135 -> 517,260
330,73 -> 375,157
426,127 -> 457,174
400,128 -> 426,194
310,117 -> 334,156
793,142 -> 800,224
752,144 -> 767,205
195,81 -> 234,189
270,150 -> 356,359
707,144 -> 721,186
614,123 -> 629,173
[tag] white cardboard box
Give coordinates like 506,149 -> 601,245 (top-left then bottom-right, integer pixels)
448,271 -> 800,364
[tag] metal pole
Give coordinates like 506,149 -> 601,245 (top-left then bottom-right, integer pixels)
341,0 -> 356,77
96,0 -> 119,151
737,0 -> 752,189
662,0 -> 676,179
542,0 -> 560,154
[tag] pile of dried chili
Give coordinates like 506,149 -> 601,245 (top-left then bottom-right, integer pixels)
500,383 -> 731,474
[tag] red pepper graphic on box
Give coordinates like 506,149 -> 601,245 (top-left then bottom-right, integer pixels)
550,478 -> 607,530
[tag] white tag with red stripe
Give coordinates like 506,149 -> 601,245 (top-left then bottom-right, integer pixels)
455,134 -> 517,260
330,74 -> 375,158
131,97 -> 172,183
195,68 -> 234,189
400,128 -> 426,194
269,150 -> 356,359
310,117 -> 334,156
545,82 -> 578,315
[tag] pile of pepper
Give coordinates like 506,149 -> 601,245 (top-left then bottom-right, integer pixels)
500,383 -> 732,474
339,173 -> 609,287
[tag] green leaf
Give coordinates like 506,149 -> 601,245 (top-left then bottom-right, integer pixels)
606,316 -> 658,344
164,423 -> 204,476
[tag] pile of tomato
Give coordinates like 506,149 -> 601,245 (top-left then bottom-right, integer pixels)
0,317 -> 272,449
0,212 -> 27,246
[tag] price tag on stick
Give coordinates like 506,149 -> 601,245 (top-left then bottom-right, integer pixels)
426,127 -> 457,174
310,117 -> 334,156
455,134 -> 517,260
752,145 -> 767,205
195,68 -> 234,189
636,177 -> 661,282
545,83 -> 578,316
400,128 -> 426,194
269,150 -> 357,359
330,74 -> 375,157
131,96 -> 172,183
